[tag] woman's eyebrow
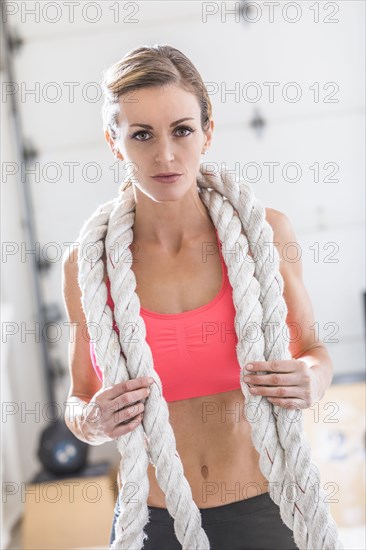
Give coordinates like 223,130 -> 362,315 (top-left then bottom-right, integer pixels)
129,117 -> 195,129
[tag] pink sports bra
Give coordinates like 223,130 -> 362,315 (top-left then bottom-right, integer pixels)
89,229 -> 242,402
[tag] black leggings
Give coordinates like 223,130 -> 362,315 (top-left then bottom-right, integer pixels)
109,491 -> 298,549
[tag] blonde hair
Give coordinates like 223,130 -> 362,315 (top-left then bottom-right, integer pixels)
100,44 -> 212,193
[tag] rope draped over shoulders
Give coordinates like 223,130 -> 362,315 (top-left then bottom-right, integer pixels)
77,163 -> 344,550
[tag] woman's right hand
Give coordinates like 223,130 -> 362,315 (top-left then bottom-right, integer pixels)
80,376 -> 155,444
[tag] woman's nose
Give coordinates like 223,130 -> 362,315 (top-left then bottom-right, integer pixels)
154,139 -> 175,163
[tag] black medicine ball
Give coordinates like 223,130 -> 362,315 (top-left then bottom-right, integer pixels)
37,419 -> 89,475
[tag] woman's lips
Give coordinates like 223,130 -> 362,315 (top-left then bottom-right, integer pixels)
152,174 -> 182,183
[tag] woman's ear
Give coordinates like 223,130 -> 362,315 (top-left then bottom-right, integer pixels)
104,128 -> 124,160
203,118 -> 214,151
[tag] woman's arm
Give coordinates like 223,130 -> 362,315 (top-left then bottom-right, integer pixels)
62,244 -> 105,443
265,207 -> 334,402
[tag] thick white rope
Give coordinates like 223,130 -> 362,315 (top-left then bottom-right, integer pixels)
77,164 -> 344,549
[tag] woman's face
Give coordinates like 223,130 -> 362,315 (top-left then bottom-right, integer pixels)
106,84 -> 213,201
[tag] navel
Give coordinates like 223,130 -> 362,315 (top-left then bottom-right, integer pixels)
201,464 -> 209,478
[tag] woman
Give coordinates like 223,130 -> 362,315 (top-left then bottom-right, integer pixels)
63,45 -> 334,550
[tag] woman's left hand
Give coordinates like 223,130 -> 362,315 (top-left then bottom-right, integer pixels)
243,359 -> 321,410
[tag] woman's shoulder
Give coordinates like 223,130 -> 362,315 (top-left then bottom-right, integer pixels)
265,206 -> 286,227
264,207 -> 301,276
265,207 -> 295,242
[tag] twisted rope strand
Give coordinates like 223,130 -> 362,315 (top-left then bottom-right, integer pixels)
78,202 -> 150,549
106,189 -> 211,549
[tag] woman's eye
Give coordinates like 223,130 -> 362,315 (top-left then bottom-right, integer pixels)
131,126 -> 194,141
175,126 -> 194,136
132,131 -> 150,141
